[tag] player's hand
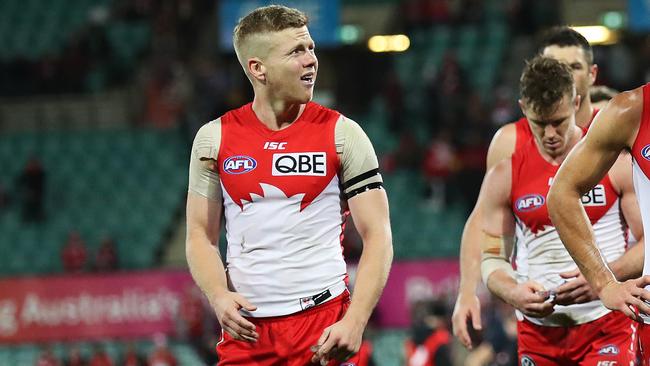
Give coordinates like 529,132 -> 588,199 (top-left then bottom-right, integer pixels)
451,291 -> 482,349
510,280 -> 555,318
311,315 -> 364,365
598,276 -> 650,321
212,291 -> 258,342
554,268 -> 598,305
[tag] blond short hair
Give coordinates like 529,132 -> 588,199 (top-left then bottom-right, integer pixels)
233,5 -> 308,63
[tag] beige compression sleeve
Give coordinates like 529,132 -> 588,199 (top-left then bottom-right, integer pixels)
335,116 -> 383,199
188,119 -> 222,201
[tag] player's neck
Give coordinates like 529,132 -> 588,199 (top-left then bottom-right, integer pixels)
575,98 -> 594,128
251,97 -> 306,131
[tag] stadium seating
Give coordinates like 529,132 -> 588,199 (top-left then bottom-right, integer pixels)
0,340 -> 204,365
372,329 -> 408,365
0,128 -> 188,275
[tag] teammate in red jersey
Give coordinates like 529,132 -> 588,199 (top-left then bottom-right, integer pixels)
549,82 -> 650,363
479,56 -> 643,365
185,5 -> 393,366
453,26 -> 606,348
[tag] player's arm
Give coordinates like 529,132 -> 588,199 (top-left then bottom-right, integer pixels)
607,152 -> 645,280
453,123 -> 516,348
554,153 -> 645,305
479,159 -> 554,318
548,88 -> 650,319
185,122 -> 258,342
314,118 -> 393,364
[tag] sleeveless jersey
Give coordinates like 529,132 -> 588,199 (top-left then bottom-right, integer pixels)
511,135 -> 626,326
217,102 -> 348,317
510,110 -> 600,281
631,83 -> 650,323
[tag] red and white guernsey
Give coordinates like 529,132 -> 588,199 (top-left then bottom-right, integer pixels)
510,111 -> 601,284
631,83 -> 650,324
218,103 -> 346,317
188,102 -> 383,318
511,136 -> 626,326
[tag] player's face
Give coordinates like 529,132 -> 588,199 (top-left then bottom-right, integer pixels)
262,26 -> 317,104
542,45 -> 596,104
522,93 -> 580,158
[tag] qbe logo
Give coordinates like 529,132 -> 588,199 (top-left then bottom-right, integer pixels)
581,184 -> 606,207
641,144 -> 650,161
515,194 -> 545,212
272,152 -> 326,176
223,156 -> 257,174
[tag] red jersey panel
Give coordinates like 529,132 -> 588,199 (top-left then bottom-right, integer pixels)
511,136 -> 617,234
514,117 -> 533,151
219,102 -> 340,210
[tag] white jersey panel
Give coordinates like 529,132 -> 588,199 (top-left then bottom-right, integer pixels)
517,200 -> 626,326
222,175 -> 347,317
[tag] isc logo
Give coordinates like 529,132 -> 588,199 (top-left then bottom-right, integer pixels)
515,194 -> 545,212
272,152 -> 326,176
581,184 -> 606,206
223,156 -> 257,174
264,142 -> 287,150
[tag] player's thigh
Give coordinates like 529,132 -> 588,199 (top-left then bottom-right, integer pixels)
579,312 -> 637,366
518,320 -> 565,366
288,295 -> 352,365
217,329 -> 282,366
638,321 -> 650,365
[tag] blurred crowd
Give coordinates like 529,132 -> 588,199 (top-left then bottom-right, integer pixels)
34,336 -> 177,366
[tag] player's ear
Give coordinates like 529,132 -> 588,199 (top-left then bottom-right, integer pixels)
574,94 -> 581,111
589,63 -> 598,86
517,99 -> 527,115
248,58 -> 266,83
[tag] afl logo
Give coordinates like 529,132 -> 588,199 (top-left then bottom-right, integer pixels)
521,355 -> 536,366
515,194 -> 545,212
641,144 -> 650,161
223,156 -> 257,174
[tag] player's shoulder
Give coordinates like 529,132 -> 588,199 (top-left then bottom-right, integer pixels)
304,102 -> 342,124
192,118 -> 222,160
486,119 -> 524,169
335,114 -> 362,130
194,118 -> 222,140
605,86 -> 644,119
491,117 -> 528,146
589,86 -> 644,141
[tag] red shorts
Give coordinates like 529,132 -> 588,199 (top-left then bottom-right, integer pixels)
639,321 -> 650,365
518,311 -> 637,365
216,292 -> 362,366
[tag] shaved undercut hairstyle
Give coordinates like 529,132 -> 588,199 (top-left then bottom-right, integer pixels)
233,5 -> 308,65
520,56 -> 575,117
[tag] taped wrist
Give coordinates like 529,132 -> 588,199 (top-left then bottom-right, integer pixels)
480,232 -> 515,284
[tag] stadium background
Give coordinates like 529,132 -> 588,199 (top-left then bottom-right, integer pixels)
0,0 -> 648,364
